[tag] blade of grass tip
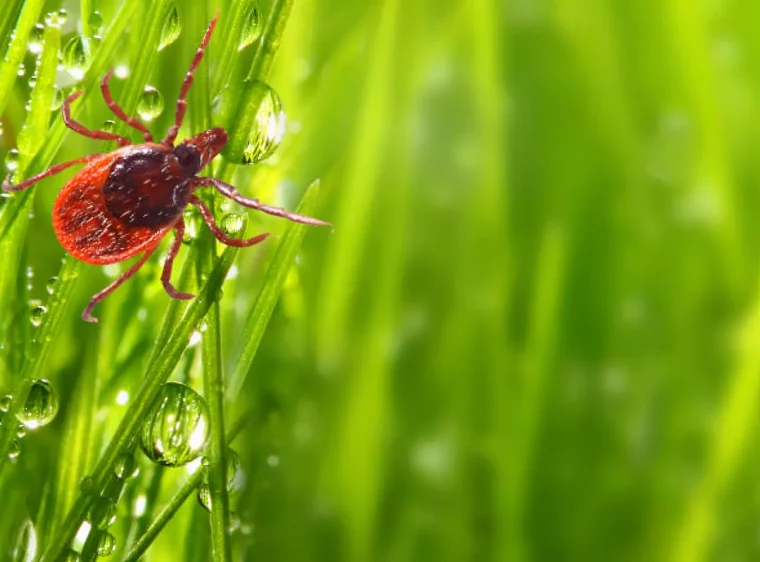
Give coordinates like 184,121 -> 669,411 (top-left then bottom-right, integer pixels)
122,414 -> 251,562
217,0 -> 293,180
225,179 -> 323,401
0,0 -> 45,117
41,245 -> 239,562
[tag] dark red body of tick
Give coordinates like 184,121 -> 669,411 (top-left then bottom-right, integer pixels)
2,13 -> 329,322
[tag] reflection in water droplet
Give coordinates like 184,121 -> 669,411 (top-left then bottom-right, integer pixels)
221,213 -> 244,237
8,440 -> 20,460
96,530 -> 116,556
16,379 -> 59,429
28,24 -> 45,55
158,4 -> 182,51
62,36 -> 90,81
198,448 -> 246,510
12,519 -> 37,562
30,305 -> 47,327
241,82 -> 286,165
183,207 -> 201,243
238,3 -> 261,51
139,382 -> 210,466
137,86 -> 164,122
57,9 -> 69,26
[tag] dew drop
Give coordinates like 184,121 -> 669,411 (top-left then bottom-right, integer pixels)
137,86 -> 164,122
44,10 -> 65,28
5,149 -> 20,172
30,305 -> 47,327
238,4 -> 262,51
88,497 -> 117,528
80,476 -> 96,494
15,379 -> 58,429
103,119 -> 116,133
16,424 -> 26,439
46,276 -> 58,295
12,519 -> 36,562
62,549 -> 80,562
62,36 -> 89,81
221,213 -> 244,237
183,207 -> 201,243
0,396 -> 11,413
96,530 -> 116,556
114,453 -> 139,480
28,24 -> 45,55
88,11 -> 103,33
51,88 -> 64,111
8,440 -> 20,460
198,449 -> 246,511
114,65 -> 129,79
158,4 -> 182,51
139,382 -> 210,466
57,9 -> 69,26
241,82 -> 286,165
228,512 -> 241,533
17,63 -> 26,77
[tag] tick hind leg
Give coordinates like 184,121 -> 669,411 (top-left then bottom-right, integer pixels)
101,70 -> 154,143
3,153 -> 102,192
161,219 -> 194,300
82,249 -> 156,323
191,195 -> 270,247
62,90 -> 131,146
193,177 -> 331,227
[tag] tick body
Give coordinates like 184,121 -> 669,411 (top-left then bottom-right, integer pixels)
3,13 -> 329,322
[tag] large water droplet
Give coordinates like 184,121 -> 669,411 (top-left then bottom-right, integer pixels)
96,531 -> 116,556
137,86 -> 164,122
158,4 -> 182,51
16,379 -> 59,429
238,4 -> 262,51
28,24 -> 45,55
221,213 -> 244,237
62,36 -> 90,81
241,82 -> 286,165
12,519 -> 37,562
139,382 -> 210,466
30,305 -> 47,327
198,448 -> 246,510
88,497 -> 116,528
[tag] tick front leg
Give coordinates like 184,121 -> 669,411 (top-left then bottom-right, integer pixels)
161,219 -> 194,300
82,249 -> 156,323
190,195 -> 270,247
101,70 -> 154,143
193,177 -> 331,227
62,90 -> 131,146
3,154 -> 102,192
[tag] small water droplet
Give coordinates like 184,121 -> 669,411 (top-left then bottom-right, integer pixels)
96,530 -> 116,556
221,213 -> 244,237
51,88 -> 65,111
137,86 -> 164,121
17,63 -> 26,77
30,305 -> 47,327
183,207 -> 201,243
103,120 -> 116,133
0,395 -> 12,413
5,149 -> 20,174
45,11 -> 64,28
238,4 -> 262,51
8,440 -> 20,460
16,379 -> 58,429
12,519 -> 37,562
62,549 -> 80,562
46,276 -> 58,295
114,453 -> 139,480
241,82 -> 286,165
158,4 -> 182,51
198,449 -> 246,511
89,497 -> 117,528
88,11 -> 103,32
228,512 -> 241,533
80,476 -> 96,494
62,36 -> 90,81
16,424 -> 26,439
139,382 -> 210,467
28,24 -> 45,55
57,9 -> 69,26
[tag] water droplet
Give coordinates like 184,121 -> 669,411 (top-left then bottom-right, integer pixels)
137,86 -> 164,122
88,497 -> 116,528
96,531 -> 116,556
241,82 -> 286,165
8,440 -> 20,460
12,519 -> 37,562
221,213 -> 244,237
228,512 -> 241,533
0,395 -> 12,413
103,120 -> 116,133
239,4 -> 262,51
51,88 -> 64,111
88,11 -> 103,32
62,549 -> 80,562
5,149 -> 20,173
114,65 -> 129,79
28,24 -> 45,55
45,10 -> 65,28
80,476 -> 96,494
139,382 -> 210,466
183,206 -> 201,243
62,36 -> 89,81
198,449 -> 246,510
17,63 -> 26,77
16,379 -> 58,429
16,424 -> 26,438
114,453 -> 139,480
30,305 -> 47,327
46,276 -> 58,295
158,4 -> 182,51
57,9 -> 69,26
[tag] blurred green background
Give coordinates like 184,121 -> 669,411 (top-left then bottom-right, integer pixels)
2,0 -> 760,560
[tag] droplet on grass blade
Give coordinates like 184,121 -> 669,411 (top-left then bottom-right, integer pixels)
137,86 -> 164,121
158,4 -> 182,51
12,519 -> 37,562
62,36 -> 90,81
28,24 -> 45,55
16,379 -> 59,429
198,448 -> 246,510
30,305 -> 47,327
241,81 -> 286,165
238,3 -> 262,51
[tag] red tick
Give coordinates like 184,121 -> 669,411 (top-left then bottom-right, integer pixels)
2,13 -> 329,323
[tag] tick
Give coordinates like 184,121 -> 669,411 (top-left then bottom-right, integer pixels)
2,13 -> 328,323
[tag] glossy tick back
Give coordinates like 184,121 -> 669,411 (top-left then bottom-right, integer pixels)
2,13 -> 329,323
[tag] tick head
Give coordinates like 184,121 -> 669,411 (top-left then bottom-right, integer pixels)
173,127 -> 229,175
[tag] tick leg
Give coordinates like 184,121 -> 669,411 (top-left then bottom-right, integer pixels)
62,90 -> 131,146
162,13 -> 220,146
82,249 -> 156,323
193,177 -> 331,227
162,219 -> 195,300
191,195 -> 270,247
3,154 -> 102,192
101,69 -> 154,143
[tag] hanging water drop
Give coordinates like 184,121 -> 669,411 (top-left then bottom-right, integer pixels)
158,4 -> 182,51
8,440 -> 20,460
30,305 -> 47,327
198,448 -> 246,510
238,4 -> 262,51
28,24 -> 45,55
88,11 -> 103,33
137,86 -> 164,121
96,531 -> 116,556
12,519 -> 37,562
0,395 -> 12,413
15,379 -> 59,429
221,213 -> 244,237
182,206 -> 201,243
62,550 -> 80,562
88,497 -> 117,528
113,453 -> 139,480
46,276 -> 58,295
57,9 -> 69,26
103,120 -> 116,133
44,11 -> 64,28
62,36 -> 89,81
5,149 -> 20,183
241,82 -> 286,165
51,88 -> 64,111
16,424 -> 26,438
139,382 -> 210,467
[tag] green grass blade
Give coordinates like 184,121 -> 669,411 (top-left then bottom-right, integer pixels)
0,0 -> 45,117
